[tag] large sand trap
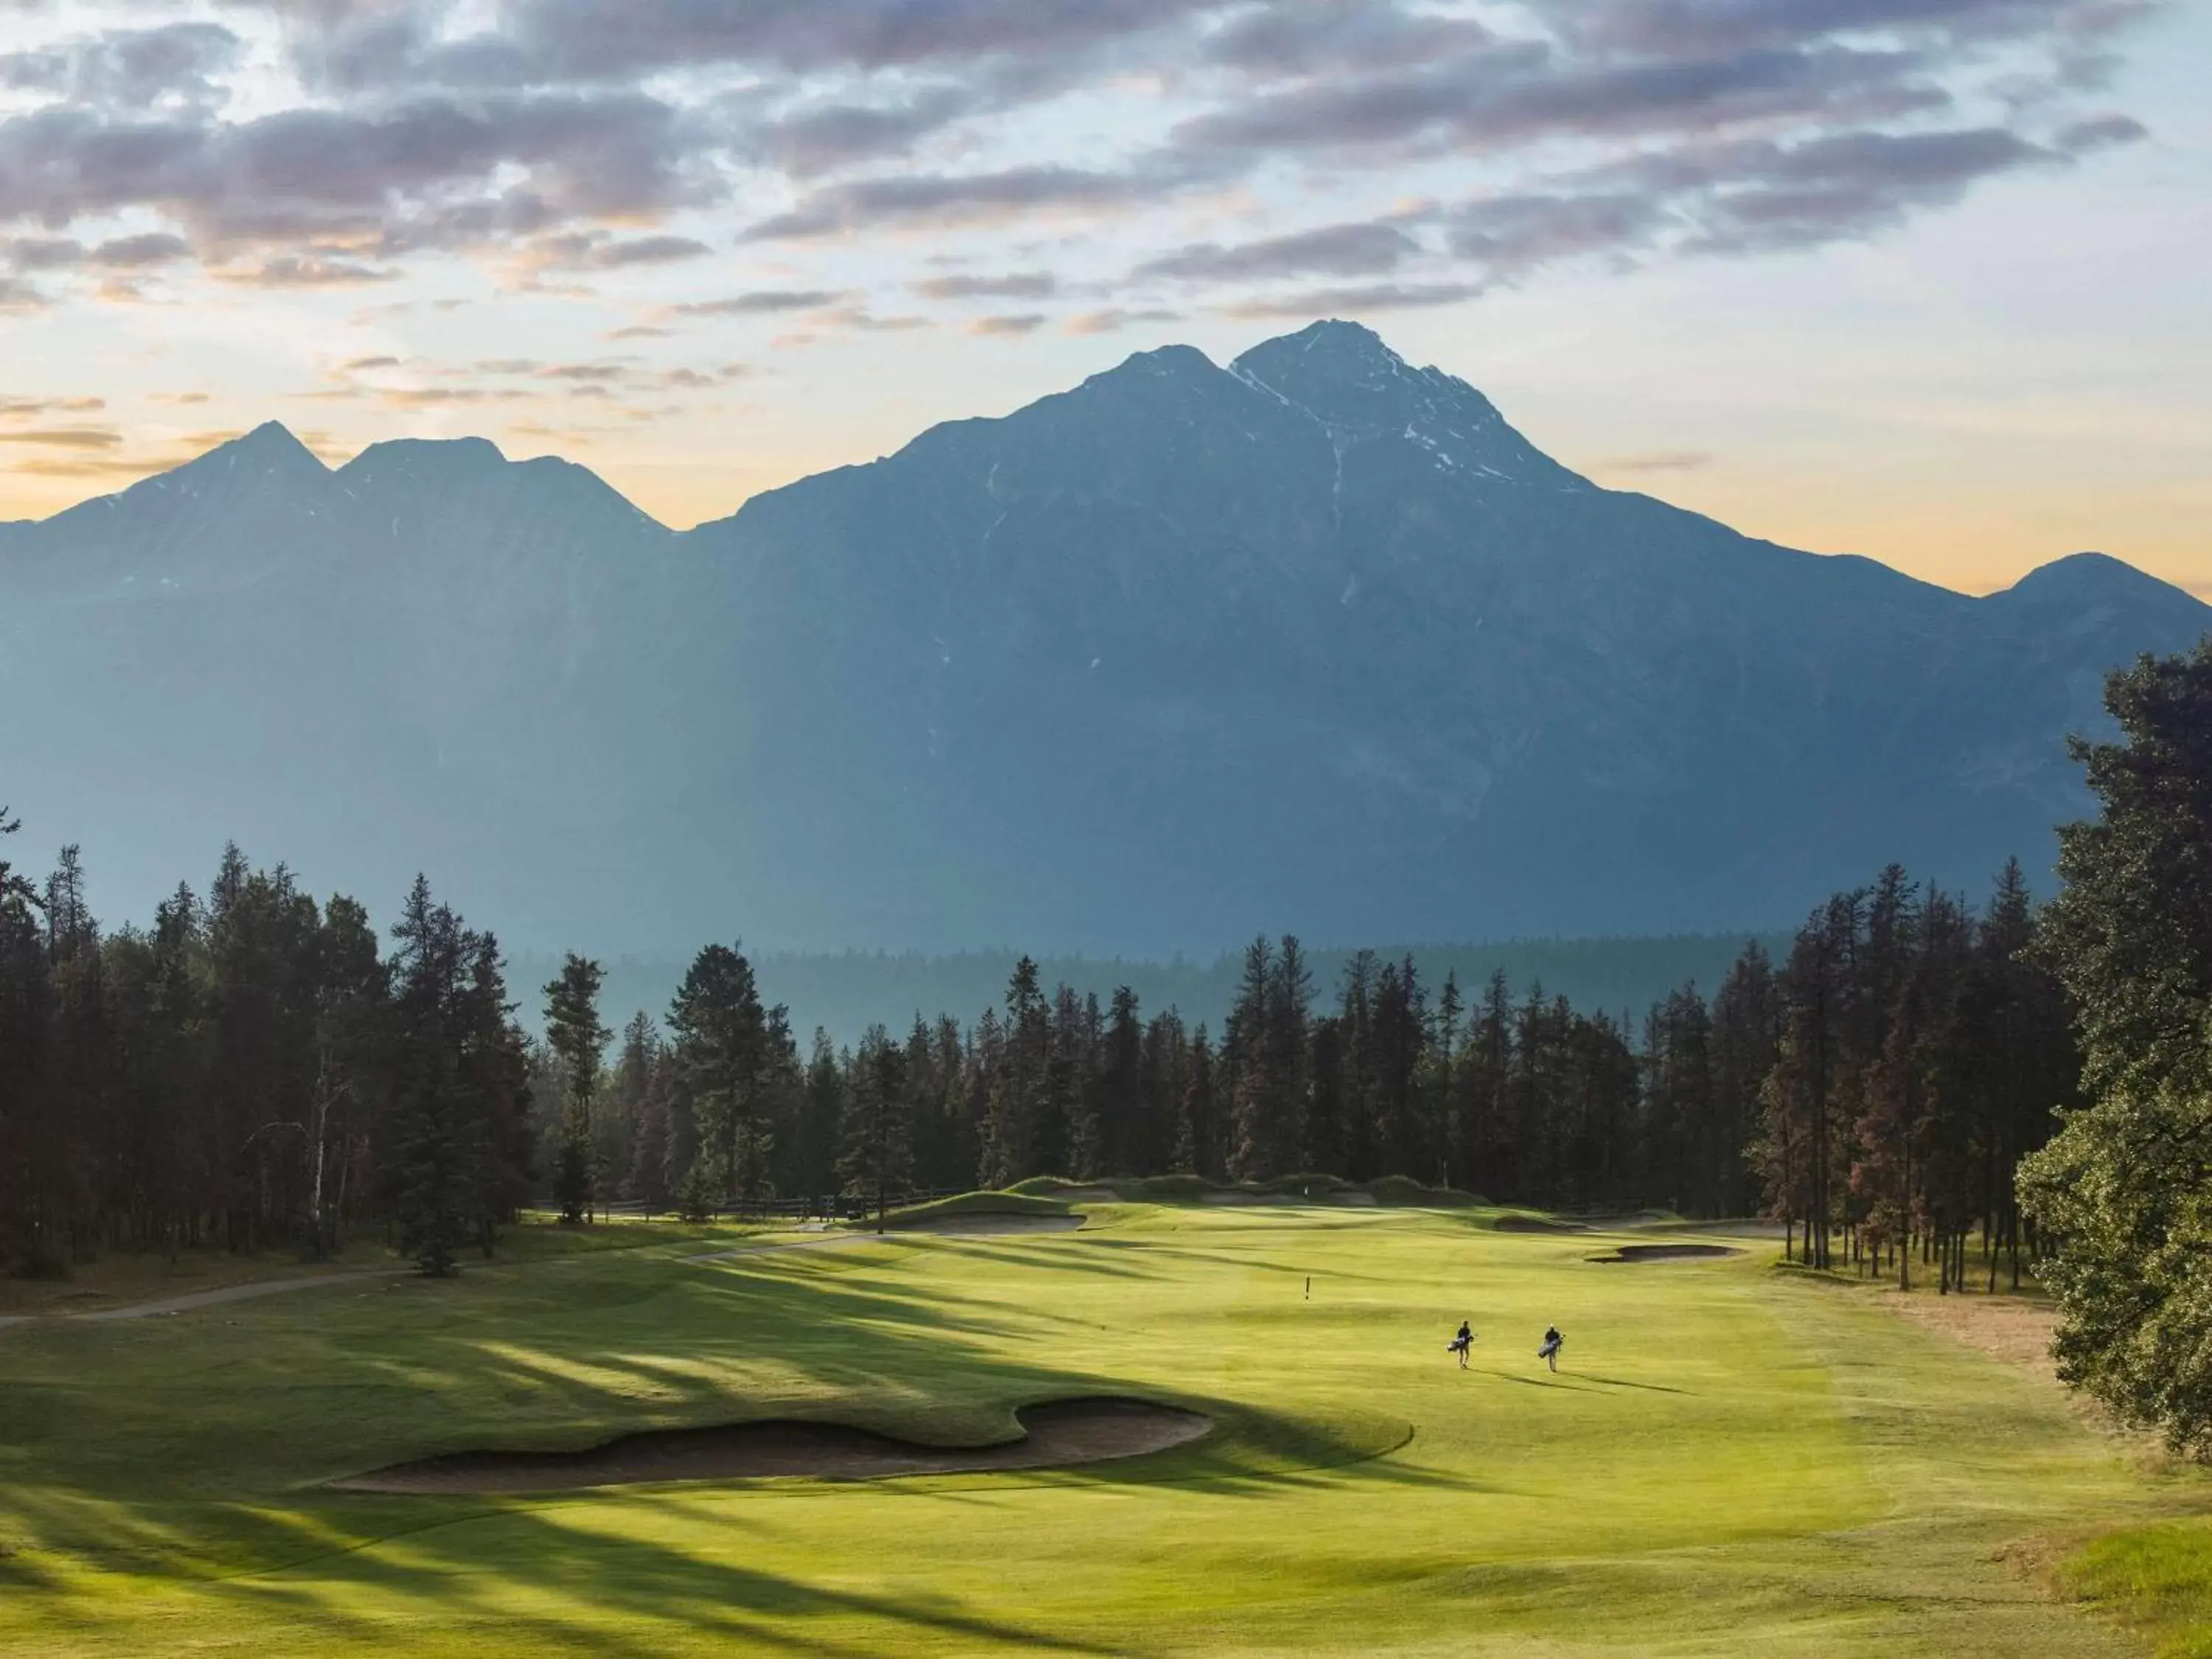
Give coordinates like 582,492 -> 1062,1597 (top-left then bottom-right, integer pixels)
1054,1186 -> 1121,1203
335,1398 -> 1213,1495
1589,1243 -> 1742,1263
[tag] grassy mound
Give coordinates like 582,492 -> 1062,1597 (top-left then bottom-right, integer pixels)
1363,1175 -> 1486,1207
872,1189 -> 1073,1227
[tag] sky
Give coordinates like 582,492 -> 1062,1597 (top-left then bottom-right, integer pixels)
0,0 -> 2205,599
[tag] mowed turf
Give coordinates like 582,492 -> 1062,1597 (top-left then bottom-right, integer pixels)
0,1204 -> 2205,1657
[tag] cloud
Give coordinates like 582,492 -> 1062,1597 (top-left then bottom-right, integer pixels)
1666,127 -> 2063,252
525,230 -> 712,270
215,255 -> 399,287
911,271 -> 1058,299
1532,0 -> 2135,60
1222,281 -> 1485,317
751,88 -> 983,178
4,456 -> 168,479
671,288 -> 847,316
964,313 -> 1046,335
742,165 -> 1164,240
1137,221 -> 1417,281
91,232 -> 192,268
1596,449 -> 1714,473
1447,193 -> 1671,273
0,91 -> 700,256
815,306 -> 932,331
1064,307 -> 1181,334
538,361 -> 631,382
342,353 -> 400,370
302,0 -> 1237,89
0,396 -> 105,417
1202,2 -> 1495,79
2057,113 -> 2148,151
0,23 -> 241,113
0,425 -> 123,449
2,237 -> 83,271
0,0 -> 2164,376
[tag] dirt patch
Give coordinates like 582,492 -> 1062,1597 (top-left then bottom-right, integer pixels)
1494,1216 -> 1588,1234
334,1398 -> 1213,1495
1589,1244 -> 1743,1264
888,1213 -> 1083,1235
1884,1290 -> 2063,1386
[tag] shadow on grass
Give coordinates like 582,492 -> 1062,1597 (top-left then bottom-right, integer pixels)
0,1224 -> 1450,1646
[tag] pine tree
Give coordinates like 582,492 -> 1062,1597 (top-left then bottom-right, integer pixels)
981,958 -> 1046,1186
1177,1024 -> 1220,1178
544,954 -> 610,1225
0,805 -> 55,1273
465,932 -> 534,1252
389,877 -> 476,1276
1098,987 -> 1146,1176
666,942 -> 771,1211
839,1025 -> 914,1230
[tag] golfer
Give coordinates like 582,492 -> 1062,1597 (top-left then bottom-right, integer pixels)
1537,1325 -> 1563,1371
1447,1320 -> 1473,1368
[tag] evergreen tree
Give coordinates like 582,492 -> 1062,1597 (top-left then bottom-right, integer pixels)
543,954 -> 610,1225
791,1027 -> 844,1201
981,958 -> 1046,1186
838,1025 -> 914,1229
388,877 -> 476,1276
666,942 -> 771,1210
2023,640 -> 2212,1449
1177,1024 -> 1220,1178
1098,987 -> 1146,1175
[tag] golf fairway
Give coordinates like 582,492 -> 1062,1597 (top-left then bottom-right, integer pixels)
1,1202 -> 2204,1656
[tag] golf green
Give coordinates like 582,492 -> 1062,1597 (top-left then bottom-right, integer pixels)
1,1203 -> 2203,1655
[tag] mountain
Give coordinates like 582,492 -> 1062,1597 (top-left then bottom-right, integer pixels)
1,321 -> 2204,956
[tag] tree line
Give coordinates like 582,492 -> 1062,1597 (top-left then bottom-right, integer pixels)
2,780 -> 2085,1284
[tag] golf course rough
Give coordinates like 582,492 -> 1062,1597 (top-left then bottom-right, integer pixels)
0,1202 -> 2204,1657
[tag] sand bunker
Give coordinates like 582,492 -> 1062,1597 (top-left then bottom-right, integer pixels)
1054,1186 -> 1121,1203
335,1398 -> 1213,1495
1589,1244 -> 1742,1263
1494,1216 -> 1589,1234
888,1212 -> 1083,1234
1200,1192 -> 1292,1206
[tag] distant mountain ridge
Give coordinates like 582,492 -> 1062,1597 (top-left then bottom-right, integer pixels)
1,321 -> 2203,956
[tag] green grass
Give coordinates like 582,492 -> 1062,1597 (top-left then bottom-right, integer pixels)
1,1203 -> 2205,1656
878,1190 -> 1075,1224
2068,1520 -> 2212,1656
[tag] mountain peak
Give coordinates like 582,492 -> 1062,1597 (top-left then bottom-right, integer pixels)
206,420 -> 328,474
1089,342 -> 1218,387
340,435 -> 509,477
1228,318 -> 1576,490
1994,551 -> 2210,614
